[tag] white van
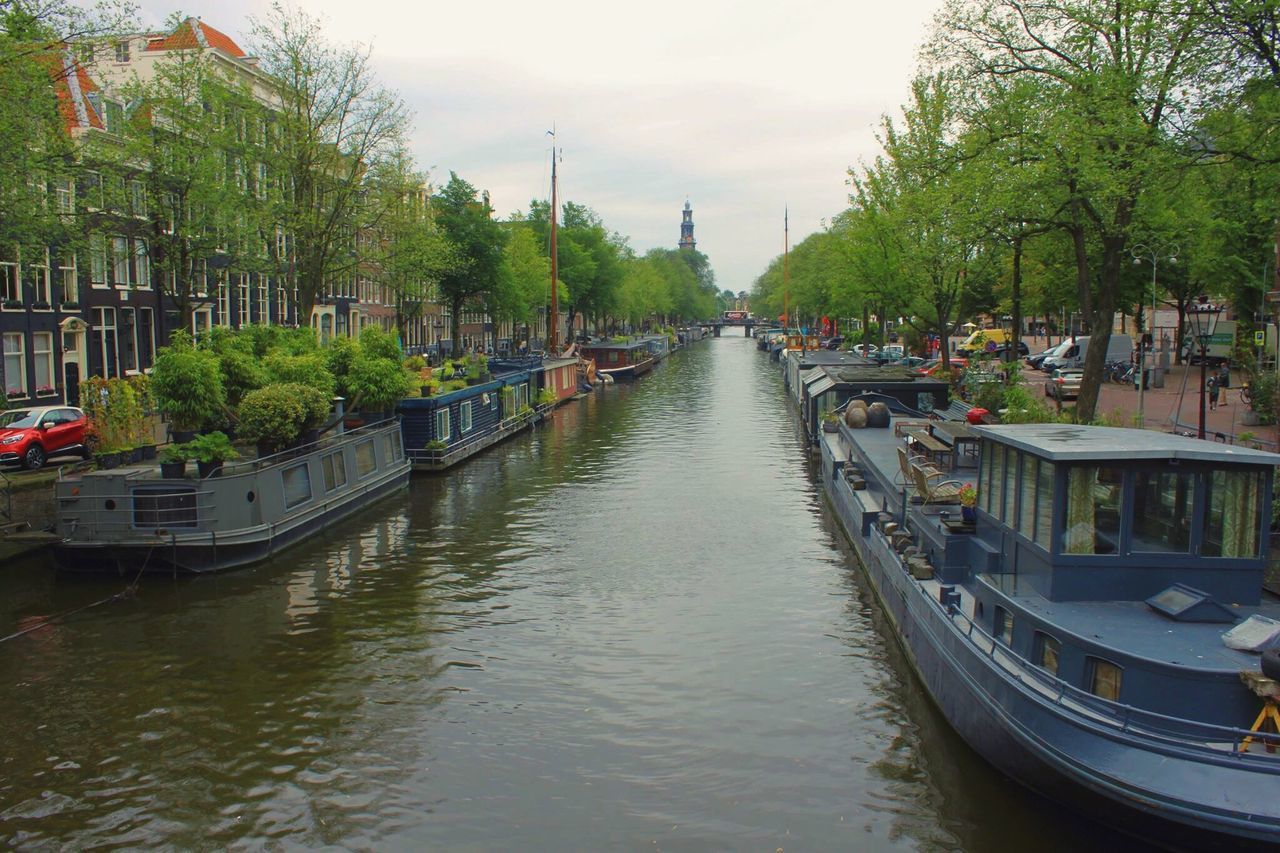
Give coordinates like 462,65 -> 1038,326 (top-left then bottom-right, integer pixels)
1042,334 -> 1133,372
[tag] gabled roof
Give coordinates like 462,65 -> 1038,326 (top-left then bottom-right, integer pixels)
33,49 -> 104,134
145,17 -> 246,58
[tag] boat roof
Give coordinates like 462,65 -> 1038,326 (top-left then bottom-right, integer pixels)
581,340 -> 650,351
974,424 -> 1280,465
826,365 -> 944,384
794,351 -> 874,366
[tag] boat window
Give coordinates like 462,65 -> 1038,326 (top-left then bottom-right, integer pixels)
391,430 -> 403,461
282,462 -> 312,509
994,607 -> 1014,646
1034,632 -> 1061,677
990,445 -> 1005,520
1017,456 -> 1037,540
132,487 -> 197,528
980,441 -> 995,514
461,400 -> 473,433
1132,470 -> 1193,553
608,351 -> 619,363
1003,450 -> 1018,523
1087,658 -> 1123,701
355,439 -> 377,478
1034,461 -> 1054,550
1202,469 -> 1263,558
435,408 -> 450,442
321,450 -> 346,492
1062,466 -> 1123,555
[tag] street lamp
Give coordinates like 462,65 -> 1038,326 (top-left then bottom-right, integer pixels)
1188,295 -> 1222,439
1130,242 -> 1178,427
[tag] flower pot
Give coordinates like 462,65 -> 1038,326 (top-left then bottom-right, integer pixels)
32,301 -> 50,310
362,410 -> 388,424
196,460 -> 223,478
300,429 -> 320,446
823,420 -> 839,433
61,302 -> 80,311
961,506 -> 976,524
1243,410 -> 1261,426
160,460 -> 186,479
139,444 -> 157,461
173,429 -> 198,444
96,451 -> 122,470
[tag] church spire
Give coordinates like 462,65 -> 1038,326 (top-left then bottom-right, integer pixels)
678,199 -> 696,250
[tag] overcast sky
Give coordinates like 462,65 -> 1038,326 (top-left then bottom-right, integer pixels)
128,0 -> 945,293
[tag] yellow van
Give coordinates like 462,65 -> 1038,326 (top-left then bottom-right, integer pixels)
957,328 -> 1012,356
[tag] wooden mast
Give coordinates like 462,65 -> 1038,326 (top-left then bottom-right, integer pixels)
783,207 -> 789,328
549,144 -> 560,354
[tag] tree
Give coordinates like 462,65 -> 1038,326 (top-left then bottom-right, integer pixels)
250,2 -> 409,323
432,172 -> 505,355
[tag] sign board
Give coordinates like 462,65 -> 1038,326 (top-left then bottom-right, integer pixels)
1256,330 -> 1266,347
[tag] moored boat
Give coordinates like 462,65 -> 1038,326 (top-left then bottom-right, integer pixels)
54,420 -> 410,575
818,416 -> 1280,848
578,339 -> 654,380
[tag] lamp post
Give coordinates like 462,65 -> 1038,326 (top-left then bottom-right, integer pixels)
1188,295 -> 1222,439
1130,242 -> 1178,427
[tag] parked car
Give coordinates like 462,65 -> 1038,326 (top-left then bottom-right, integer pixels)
988,340 -> 1031,362
851,343 -> 878,357
0,406 -> 90,470
922,357 -> 967,377
1027,340 -> 1070,370
823,336 -> 845,350
893,356 -> 928,370
1045,368 -> 1084,401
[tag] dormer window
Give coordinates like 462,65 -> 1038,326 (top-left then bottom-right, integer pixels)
114,40 -> 130,63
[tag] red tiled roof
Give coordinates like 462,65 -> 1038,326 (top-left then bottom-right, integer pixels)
34,49 -> 104,134
144,18 -> 246,58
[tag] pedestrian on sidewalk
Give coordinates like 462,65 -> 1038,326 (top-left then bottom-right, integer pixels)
1208,375 -> 1220,411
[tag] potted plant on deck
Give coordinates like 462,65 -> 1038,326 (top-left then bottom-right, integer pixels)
151,335 -> 226,442
822,411 -> 840,432
186,431 -> 237,478
159,442 -> 191,479
348,355 -> 413,423
959,483 -> 977,524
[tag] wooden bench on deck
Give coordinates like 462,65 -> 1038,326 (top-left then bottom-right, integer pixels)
905,428 -> 953,469
938,400 -> 973,421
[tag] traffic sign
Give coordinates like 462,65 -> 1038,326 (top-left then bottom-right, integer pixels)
1256,330 -> 1266,346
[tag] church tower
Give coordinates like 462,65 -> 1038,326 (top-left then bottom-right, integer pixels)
678,200 -> 696,250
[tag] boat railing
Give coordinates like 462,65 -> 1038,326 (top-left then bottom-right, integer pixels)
58,485 -> 220,536
216,418 -> 400,477
934,583 -> 1278,762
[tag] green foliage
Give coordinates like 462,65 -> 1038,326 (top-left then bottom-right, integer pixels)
425,439 -> 447,451
218,349 -> 269,408
160,442 -> 191,463
79,376 -> 150,452
404,354 -> 427,372
537,387 -> 556,406
185,431 -> 237,464
359,325 -> 401,361
1247,370 -> 1277,424
151,341 -> 226,432
265,352 -> 336,398
349,355 -> 413,412
324,335 -> 361,398
237,384 -> 307,452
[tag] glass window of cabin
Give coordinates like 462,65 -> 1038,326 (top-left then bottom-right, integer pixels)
990,445 -> 1005,520
435,408 -> 450,441
1003,449 -> 1018,523
1202,469 -> 1263,558
1132,470 -> 1193,553
994,607 -> 1014,646
461,400 -> 473,433
1017,456 -> 1037,539
1062,466 -> 1123,555
1034,461 -> 1054,550
282,462 -> 312,509
355,439 -> 377,478
321,451 -> 346,492
979,441 -> 992,513
1087,658 -> 1123,702
132,487 -> 197,528
1035,632 -> 1061,677
391,431 -> 403,461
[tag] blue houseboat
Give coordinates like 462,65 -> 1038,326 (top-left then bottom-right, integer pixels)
578,340 -> 654,380
398,366 -> 547,472
639,333 -> 673,363
819,418 -> 1280,847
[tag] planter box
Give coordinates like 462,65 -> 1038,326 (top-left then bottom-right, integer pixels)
60,302 -> 80,311
160,460 -> 186,479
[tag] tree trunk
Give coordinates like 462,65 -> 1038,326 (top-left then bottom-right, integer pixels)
1011,233 -> 1023,358
1074,236 -> 1127,423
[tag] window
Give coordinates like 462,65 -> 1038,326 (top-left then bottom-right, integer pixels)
59,257 -> 77,303
282,462 -> 312,508
994,607 -> 1014,646
321,451 -> 347,491
89,235 -> 107,286
3,332 -> 26,396
0,255 -> 17,303
55,179 -> 73,216
138,308 -> 155,370
134,239 -> 149,288
102,99 -> 124,134
391,430 -> 402,460
989,445 -> 1005,520
1003,449 -> 1018,523
91,307 -> 117,378
435,408 -> 451,442
112,236 -> 130,285
28,252 -> 50,305
1132,470 -> 1194,553
119,308 -> 138,373
1063,466 -> 1123,555
217,275 -> 230,326
1087,658 -> 1123,702
237,275 -> 250,326
191,308 -> 212,341
355,439 -> 377,477
113,40 -> 130,62
1035,633 -> 1061,677
1202,469 -> 1263,558
32,332 -> 53,394
257,278 -> 270,323
128,181 -> 145,217
132,487 -> 198,528
1035,461 -> 1054,550
461,400 -> 473,433
1017,456 -> 1038,539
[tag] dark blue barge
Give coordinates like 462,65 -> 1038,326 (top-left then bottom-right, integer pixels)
819,416 -> 1280,848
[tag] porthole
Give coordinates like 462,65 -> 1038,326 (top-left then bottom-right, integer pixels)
246,491 -> 256,503
104,499 -> 116,511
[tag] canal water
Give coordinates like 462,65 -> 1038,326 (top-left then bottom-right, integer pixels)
0,337 -> 1145,851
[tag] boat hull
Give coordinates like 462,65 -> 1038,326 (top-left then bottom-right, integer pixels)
817,438 -> 1280,850
597,358 -> 653,379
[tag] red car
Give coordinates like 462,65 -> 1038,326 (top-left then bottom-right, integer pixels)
0,406 -> 90,470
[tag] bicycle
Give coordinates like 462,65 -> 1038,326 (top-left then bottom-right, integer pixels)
1240,381 -> 1252,406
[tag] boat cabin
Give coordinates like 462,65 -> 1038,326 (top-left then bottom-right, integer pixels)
397,366 -> 539,470
803,365 -> 949,442
578,340 -> 654,378
783,349 -> 873,402
971,425 -> 1278,605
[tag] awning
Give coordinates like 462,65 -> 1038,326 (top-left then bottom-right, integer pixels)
806,373 -> 836,399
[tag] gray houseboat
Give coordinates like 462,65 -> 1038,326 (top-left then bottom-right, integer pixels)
54,420 -> 410,575
820,418 -> 1280,847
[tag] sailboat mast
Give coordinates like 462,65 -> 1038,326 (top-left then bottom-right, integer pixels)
549,147 -> 560,354
783,207 -> 789,328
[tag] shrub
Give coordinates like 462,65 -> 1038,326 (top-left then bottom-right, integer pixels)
537,387 -> 556,406
324,335 -> 361,399
360,325 -> 401,362
151,341 -> 226,432
219,348 -> 269,407
404,354 -> 427,372
265,352 -> 336,398
237,384 -> 308,452
185,431 -> 237,463
349,355 -> 413,412
293,383 -> 333,429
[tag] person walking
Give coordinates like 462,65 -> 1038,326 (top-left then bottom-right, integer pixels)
1208,374 -> 1221,411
